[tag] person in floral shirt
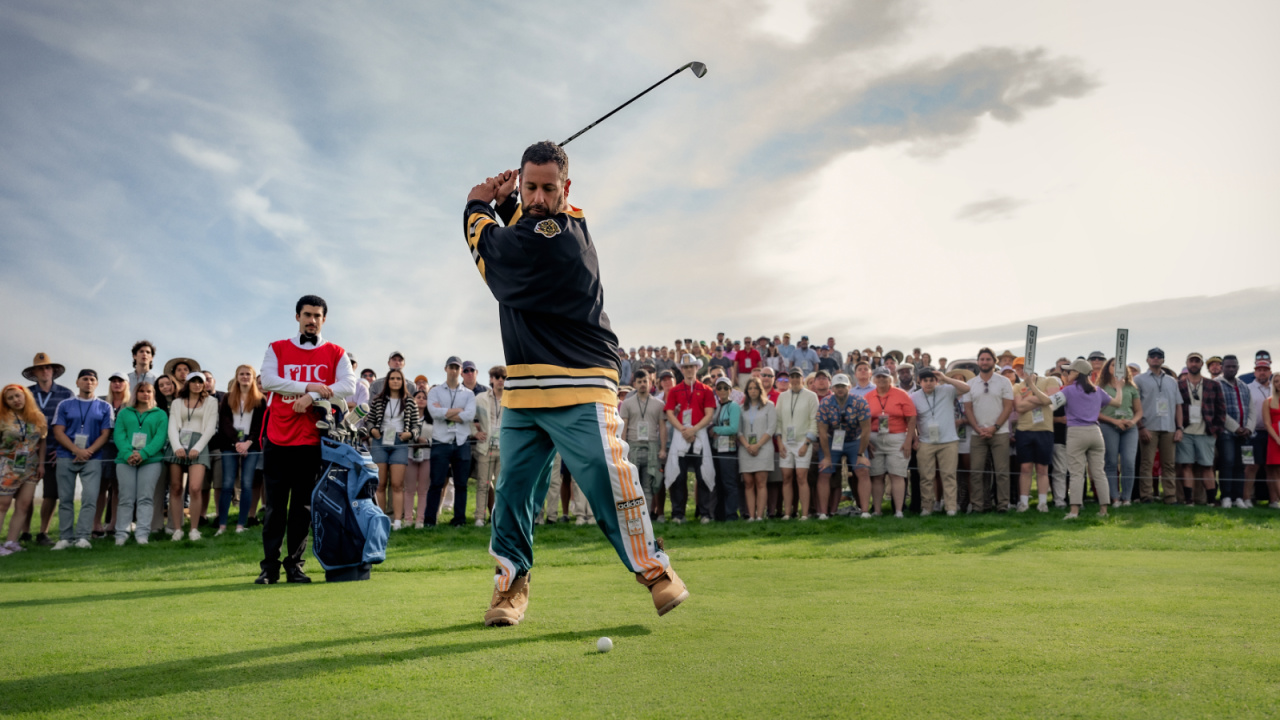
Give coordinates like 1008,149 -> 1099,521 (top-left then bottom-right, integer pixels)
816,374 -> 872,519
0,385 -> 48,555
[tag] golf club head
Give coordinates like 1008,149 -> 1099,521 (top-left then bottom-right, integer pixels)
688,61 -> 708,78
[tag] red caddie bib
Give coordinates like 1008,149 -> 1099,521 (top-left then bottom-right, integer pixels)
265,339 -> 346,447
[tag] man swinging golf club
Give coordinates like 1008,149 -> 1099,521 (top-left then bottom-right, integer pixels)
465,141 -> 688,626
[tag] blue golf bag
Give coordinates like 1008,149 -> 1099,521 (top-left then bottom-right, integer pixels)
311,436 -> 390,582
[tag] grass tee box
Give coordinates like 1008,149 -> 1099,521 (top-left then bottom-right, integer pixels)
1,505 -> 1278,719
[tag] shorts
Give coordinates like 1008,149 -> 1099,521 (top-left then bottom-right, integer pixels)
1252,430 -> 1269,464
869,432 -> 909,477
778,442 -> 812,469
370,440 -> 409,466
821,439 -> 864,475
1015,430 -> 1054,465
1175,433 -> 1215,467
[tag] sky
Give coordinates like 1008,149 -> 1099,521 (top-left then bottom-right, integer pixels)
2,0 -> 1277,387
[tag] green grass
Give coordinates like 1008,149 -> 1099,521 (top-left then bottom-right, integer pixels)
3,503 -> 1279,719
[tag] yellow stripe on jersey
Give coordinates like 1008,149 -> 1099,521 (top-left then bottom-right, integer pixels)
506,363 -> 619,382
465,211 -> 494,281
502,385 -> 619,409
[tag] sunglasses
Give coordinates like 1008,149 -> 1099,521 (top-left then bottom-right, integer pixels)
983,381 -> 989,394
462,369 -> 477,374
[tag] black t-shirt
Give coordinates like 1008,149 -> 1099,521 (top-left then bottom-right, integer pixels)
818,357 -> 841,374
708,357 -> 733,374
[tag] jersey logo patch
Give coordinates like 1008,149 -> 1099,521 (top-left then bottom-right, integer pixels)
535,219 -> 562,238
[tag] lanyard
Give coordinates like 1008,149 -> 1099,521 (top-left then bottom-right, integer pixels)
73,398 -> 92,434
834,395 -> 851,429
185,398 -> 200,426
789,390 -> 801,424
924,390 -> 941,420
1152,372 -> 1164,393
718,401 -> 732,425
639,395 -> 650,420
872,391 -> 893,417
37,389 -> 56,410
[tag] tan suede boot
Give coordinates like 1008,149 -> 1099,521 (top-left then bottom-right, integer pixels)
636,567 -> 689,617
484,572 -> 530,627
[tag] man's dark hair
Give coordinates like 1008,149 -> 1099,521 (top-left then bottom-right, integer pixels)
1223,354 -> 1238,363
918,369 -> 936,381
296,294 -> 328,317
489,365 -> 508,380
131,340 -> 155,369
977,347 -> 996,361
521,141 -> 568,180
632,369 -> 649,383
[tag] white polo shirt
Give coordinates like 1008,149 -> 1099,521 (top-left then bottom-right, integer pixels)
966,372 -> 1014,435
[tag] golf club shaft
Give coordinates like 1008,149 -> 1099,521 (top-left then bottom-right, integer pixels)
560,64 -> 695,147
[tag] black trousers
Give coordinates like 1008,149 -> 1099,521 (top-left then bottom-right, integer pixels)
426,442 -> 471,526
670,455 -> 704,520
261,442 -> 322,573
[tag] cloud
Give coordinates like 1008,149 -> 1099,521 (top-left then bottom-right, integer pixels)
955,195 -> 1027,222
170,133 -> 240,174
230,186 -> 308,239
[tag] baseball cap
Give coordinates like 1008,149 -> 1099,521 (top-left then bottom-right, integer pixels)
872,367 -> 892,378
413,374 -> 428,384
999,365 -> 1014,373
444,356 -> 462,368
680,353 -> 698,367
77,369 -> 98,380
1256,359 -> 1272,370
1147,347 -> 1165,358
1088,351 -> 1106,361
787,366 -> 803,377
658,370 -> 674,379
1012,357 -> 1026,368
713,376 -> 733,388
800,335 -> 809,341
1206,355 -> 1223,365
1187,352 -> 1204,362
347,352 -> 357,364
815,369 -> 830,379
832,374 -> 851,386
462,360 -> 477,371
388,350 -> 405,361
108,371 -> 128,382
820,345 -> 829,350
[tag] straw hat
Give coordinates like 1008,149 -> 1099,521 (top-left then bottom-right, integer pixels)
163,357 -> 202,377
22,352 -> 66,382
946,368 -> 975,382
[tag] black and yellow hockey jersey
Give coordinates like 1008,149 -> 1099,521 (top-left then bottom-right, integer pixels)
464,195 -> 621,409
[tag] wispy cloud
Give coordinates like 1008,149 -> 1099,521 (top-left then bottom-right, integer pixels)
170,134 -> 240,174
955,195 -> 1027,222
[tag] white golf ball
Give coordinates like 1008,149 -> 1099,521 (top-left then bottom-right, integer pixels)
596,637 -> 613,653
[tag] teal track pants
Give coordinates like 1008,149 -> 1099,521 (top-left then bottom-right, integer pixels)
489,402 -> 671,590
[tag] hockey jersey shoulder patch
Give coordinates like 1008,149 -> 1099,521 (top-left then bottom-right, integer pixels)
534,219 -> 562,238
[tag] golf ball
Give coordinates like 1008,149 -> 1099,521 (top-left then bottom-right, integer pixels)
597,637 -> 613,653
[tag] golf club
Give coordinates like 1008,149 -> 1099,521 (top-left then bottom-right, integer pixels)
560,61 -> 707,146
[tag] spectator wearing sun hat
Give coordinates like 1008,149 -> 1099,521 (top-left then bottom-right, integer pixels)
162,357 -> 201,386
23,352 -> 73,546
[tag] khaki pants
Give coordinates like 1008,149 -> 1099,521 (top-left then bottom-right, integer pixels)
969,432 -> 1011,511
1051,444 -> 1069,504
543,455 -> 594,523
917,441 -> 958,513
1066,426 -> 1110,506
1139,429 -> 1177,503
474,445 -> 500,522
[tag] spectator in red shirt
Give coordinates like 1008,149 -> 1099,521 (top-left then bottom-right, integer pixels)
735,342 -> 762,388
663,354 -> 717,524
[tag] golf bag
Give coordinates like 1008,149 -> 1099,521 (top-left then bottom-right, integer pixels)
311,436 -> 390,582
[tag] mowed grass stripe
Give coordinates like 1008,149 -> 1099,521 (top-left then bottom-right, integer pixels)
1,552 -> 1278,719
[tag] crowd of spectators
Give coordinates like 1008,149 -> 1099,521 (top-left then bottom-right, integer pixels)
1,333 -> 1276,555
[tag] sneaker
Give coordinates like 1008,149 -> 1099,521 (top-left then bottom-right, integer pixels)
485,573 -> 530,626
781,515 -> 791,521
236,526 -> 246,534
19,532 -> 31,543
575,517 -> 588,526
860,512 -> 872,519
920,510 -> 932,517
798,515 -> 809,521
1037,501 -> 1049,513
115,537 -> 126,546
1243,499 -> 1254,509
699,517 -> 711,525
1222,498 -> 1233,509
557,516 -> 572,523
672,517 -> 684,525
74,538 -> 92,549
36,533 -> 54,547
1016,500 -> 1029,512
171,530 -> 184,541
654,515 -> 666,524
285,566 -> 312,584
414,523 -> 424,529
1112,500 -> 1122,509
933,501 -> 943,513
475,519 -> 485,527
188,529 -> 202,541
255,567 -> 279,585
636,567 -> 689,617
1234,498 -> 1247,509
817,513 -> 828,520
2,541 -> 22,553
946,510 -> 957,516
1054,500 -> 1068,508
392,520 -> 403,531
0,546 -> 12,557
136,536 -> 149,545
1064,512 -> 1079,520
894,511 -> 904,518
215,528 -> 226,537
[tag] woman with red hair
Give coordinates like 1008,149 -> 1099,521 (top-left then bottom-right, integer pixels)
0,385 -> 47,555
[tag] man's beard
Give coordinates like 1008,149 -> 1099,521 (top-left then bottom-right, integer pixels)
525,197 -> 560,218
